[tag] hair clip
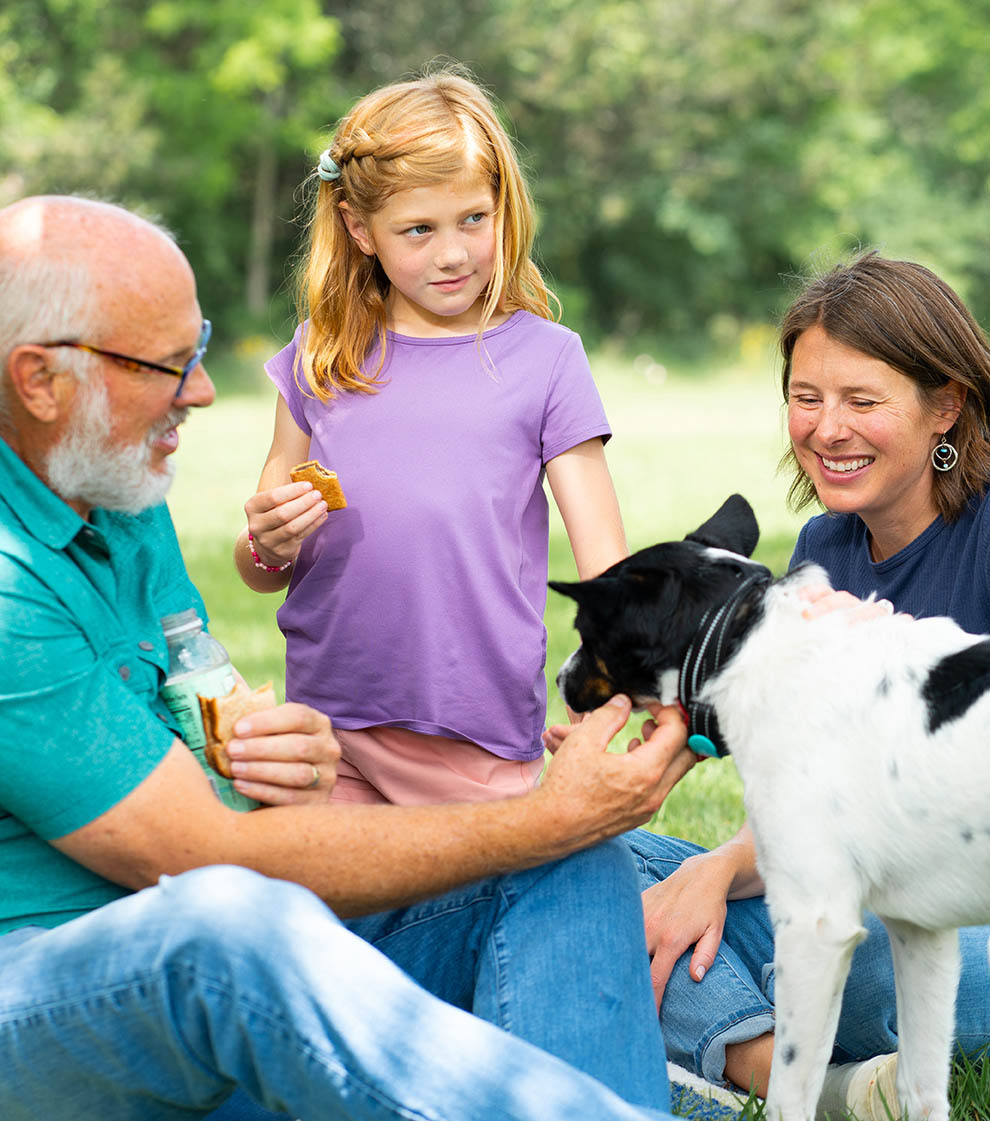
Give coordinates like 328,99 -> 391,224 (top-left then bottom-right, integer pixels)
317,150 -> 342,182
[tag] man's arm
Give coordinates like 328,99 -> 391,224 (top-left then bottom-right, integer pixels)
52,698 -> 696,917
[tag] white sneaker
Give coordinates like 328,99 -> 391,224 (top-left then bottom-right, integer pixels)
667,1061 -> 748,1120
816,1053 -> 899,1121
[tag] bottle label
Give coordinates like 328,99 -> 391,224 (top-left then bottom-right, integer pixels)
160,665 -> 236,750
160,666 -> 260,813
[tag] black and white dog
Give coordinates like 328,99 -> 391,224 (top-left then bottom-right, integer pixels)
552,494 -> 990,1121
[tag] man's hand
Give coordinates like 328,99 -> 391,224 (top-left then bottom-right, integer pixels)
537,697 -> 697,847
225,703 -> 340,804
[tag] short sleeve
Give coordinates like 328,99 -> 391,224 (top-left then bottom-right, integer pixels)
0,568 -> 175,840
540,329 -> 611,464
265,324 -> 313,436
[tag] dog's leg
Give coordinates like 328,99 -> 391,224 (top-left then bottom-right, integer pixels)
765,906 -> 866,1121
883,918 -> 959,1121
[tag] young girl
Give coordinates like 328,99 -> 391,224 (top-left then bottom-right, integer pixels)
235,67 -> 628,805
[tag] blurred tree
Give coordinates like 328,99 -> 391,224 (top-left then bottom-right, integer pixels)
2,0 -> 988,346
324,0 -> 990,343
0,0 -> 344,335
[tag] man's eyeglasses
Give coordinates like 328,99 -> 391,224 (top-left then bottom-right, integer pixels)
40,320 -> 211,396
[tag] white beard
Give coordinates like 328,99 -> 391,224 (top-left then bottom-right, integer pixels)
45,378 -> 185,515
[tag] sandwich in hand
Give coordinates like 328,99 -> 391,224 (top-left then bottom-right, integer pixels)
198,680 -> 277,778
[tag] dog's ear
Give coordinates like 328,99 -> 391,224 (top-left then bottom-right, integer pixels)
549,575 -> 621,614
685,494 -> 759,557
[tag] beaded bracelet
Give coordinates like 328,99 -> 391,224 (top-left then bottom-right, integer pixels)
247,531 -> 293,573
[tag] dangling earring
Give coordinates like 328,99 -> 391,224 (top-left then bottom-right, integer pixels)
931,431 -> 959,472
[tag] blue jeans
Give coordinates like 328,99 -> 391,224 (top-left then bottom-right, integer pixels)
344,836 -> 668,1109
0,856 -> 672,1121
625,830 -> 990,1085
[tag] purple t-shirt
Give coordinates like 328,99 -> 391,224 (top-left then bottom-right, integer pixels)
267,311 -> 611,760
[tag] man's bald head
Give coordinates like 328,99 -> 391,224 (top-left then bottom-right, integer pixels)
0,197 -> 186,361
0,196 -> 211,517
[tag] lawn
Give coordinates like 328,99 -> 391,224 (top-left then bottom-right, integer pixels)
168,339 -> 804,850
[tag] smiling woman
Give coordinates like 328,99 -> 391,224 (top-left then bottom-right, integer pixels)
599,251 -> 990,1114
786,323 -> 965,560
780,251 -> 990,561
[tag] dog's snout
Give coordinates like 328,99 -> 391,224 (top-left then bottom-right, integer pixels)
556,647 -> 618,713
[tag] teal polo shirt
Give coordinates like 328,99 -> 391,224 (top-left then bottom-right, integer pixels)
0,436 -> 206,933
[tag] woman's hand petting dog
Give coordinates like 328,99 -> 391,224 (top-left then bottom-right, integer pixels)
799,583 -> 896,622
538,697 -> 698,849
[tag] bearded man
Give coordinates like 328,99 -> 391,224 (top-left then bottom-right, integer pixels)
0,197 -> 695,1121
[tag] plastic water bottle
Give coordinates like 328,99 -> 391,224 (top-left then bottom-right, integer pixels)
160,609 -> 260,812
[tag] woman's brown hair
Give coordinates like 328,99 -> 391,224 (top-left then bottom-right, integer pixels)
780,251 -> 990,521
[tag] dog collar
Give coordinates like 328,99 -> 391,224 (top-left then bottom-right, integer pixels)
678,572 -> 771,758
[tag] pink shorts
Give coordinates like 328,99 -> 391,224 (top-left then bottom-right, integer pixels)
331,726 -> 545,805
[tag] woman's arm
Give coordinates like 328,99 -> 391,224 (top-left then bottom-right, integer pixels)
545,438 -> 628,579
234,396 -> 328,592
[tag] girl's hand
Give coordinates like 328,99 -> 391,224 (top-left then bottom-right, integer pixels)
224,702 -> 340,805
542,705 -> 589,754
244,481 -> 328,568
543,719 -> 581,754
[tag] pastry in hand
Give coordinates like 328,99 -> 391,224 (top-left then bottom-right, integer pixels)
289,460 -> 347,510
198,680 -> 277,778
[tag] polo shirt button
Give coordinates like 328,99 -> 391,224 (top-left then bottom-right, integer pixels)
138,641 -> 154,651
119,665 -> 131,681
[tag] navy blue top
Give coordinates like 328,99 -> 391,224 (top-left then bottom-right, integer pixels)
789,491 -> 990,635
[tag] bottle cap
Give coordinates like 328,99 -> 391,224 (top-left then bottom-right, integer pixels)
161,608 -> 202,637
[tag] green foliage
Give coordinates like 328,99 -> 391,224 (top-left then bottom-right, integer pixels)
324,0 -> 990,342
4,0 -> 988,357
0,0 -> 345,339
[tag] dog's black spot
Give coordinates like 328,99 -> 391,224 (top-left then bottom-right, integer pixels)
877,675 -> 891,697
781,1045 -> 797,1065
923,639 -> 990,733
888,758 -> 899,780
961,827 -> 974,843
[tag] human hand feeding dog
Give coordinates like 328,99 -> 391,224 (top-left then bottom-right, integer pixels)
551,493 -> 990,1121
537,697 -> 699,846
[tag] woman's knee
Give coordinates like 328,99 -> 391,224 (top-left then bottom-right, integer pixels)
621,829 -> 709,882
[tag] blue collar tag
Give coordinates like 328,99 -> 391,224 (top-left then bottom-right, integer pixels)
687,733 -> 720,758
